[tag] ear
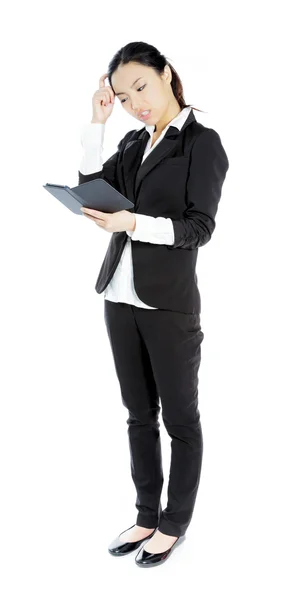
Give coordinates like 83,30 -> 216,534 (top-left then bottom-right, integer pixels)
164,64 -> 172,84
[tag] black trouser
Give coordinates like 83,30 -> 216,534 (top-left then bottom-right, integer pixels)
104,299 -> 204,538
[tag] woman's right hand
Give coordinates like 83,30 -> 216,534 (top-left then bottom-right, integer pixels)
91,73 -> 115,124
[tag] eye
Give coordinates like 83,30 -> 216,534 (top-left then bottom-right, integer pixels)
121,84 -> 146,104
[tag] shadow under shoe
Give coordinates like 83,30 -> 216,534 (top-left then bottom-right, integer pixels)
108,524 -> 158,556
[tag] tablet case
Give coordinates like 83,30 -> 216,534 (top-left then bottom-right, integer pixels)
43,178 -> 134,215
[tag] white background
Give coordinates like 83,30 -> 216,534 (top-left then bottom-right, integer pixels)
1,0 -> 280,597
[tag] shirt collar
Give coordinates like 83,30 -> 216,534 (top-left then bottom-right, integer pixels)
145,106 -> 192,135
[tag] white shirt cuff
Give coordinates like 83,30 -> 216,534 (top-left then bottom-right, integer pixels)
80,122 -> 105,148
126,214 -> 175,245
80,123 -> 105,175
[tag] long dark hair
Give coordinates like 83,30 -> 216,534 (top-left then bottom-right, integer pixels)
107,41 -> 204,113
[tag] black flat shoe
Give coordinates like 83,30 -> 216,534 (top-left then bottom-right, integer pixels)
108,525 -> 157,556
135,534 -> 186,567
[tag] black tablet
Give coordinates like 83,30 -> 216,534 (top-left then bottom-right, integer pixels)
43,178 -> 134,215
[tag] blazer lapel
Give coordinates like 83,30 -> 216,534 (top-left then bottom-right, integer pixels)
122,108 -> 196,208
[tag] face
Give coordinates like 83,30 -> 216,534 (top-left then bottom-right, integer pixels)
111,61 -> 176,126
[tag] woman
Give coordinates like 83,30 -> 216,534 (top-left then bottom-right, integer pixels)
79,41 -> 229,568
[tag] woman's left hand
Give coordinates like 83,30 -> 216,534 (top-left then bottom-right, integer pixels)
80,207 -> 136,233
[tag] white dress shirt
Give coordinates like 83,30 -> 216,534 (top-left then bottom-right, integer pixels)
80,106 -> 192,309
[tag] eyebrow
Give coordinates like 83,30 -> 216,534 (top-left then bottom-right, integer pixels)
115,77 -> 143,96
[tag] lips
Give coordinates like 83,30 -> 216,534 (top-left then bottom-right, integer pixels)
137,110 -> 150,117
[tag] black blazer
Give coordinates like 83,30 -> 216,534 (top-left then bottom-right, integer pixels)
78,109 -> 229,314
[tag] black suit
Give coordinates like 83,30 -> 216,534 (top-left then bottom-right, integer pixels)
78,109 -> 229,537
78,108 -> 229,315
